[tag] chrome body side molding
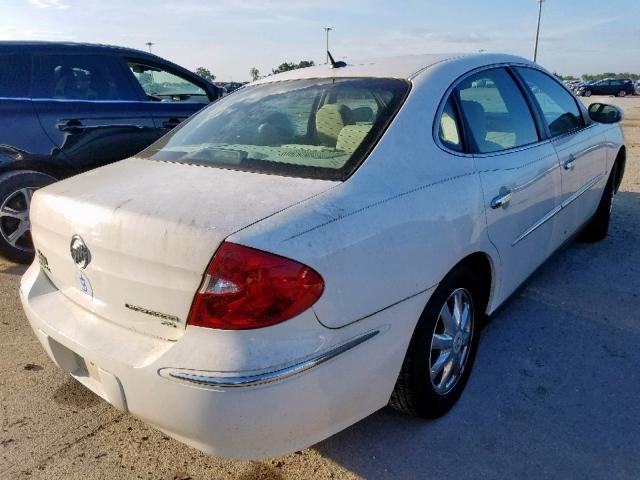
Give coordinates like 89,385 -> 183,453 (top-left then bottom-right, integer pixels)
512,173 -> 604,246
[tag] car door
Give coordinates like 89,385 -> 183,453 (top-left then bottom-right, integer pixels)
514,67 -> 607,240
31,52 -> 158,173
122,57 -> 213,137
453,67 -> 563,303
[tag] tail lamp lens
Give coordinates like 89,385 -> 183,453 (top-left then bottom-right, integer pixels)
187,242 -> 324,330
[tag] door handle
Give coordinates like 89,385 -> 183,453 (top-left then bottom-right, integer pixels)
491,189 -> 513,209
162,118 -> 182,129
563,155 -> 576,170
56,119 -> 85,133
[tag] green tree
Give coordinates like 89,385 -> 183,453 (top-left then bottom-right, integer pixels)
271,60 -> 315,75
195,67 -> 216,82
249,67 -> 260,81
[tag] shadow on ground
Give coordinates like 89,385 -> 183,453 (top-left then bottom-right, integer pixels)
0,263 -> 28,276
313,191 -> 640,479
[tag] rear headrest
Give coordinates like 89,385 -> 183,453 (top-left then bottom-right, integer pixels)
316,104 -> 354,146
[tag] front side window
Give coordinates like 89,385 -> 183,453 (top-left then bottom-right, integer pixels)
32,54 -> 137,101
0,53 -> 30,98
140,78 -> 409,180
516,67 -> 584,137
128,61 -> 208,103
456,68 -> 539,153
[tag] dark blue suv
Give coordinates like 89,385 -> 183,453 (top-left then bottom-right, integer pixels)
576,78 -> 635,97
0,42 -> 219,262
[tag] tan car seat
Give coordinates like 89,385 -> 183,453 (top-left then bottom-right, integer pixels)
336,125 -> 372,154
316,104 -> 354,146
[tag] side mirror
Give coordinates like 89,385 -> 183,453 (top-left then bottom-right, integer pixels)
588,103 -> 624,124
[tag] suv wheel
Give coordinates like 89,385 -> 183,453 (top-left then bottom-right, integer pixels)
618,90 -> 627,97
583,89 -> 592,97
0,171 -> 56,264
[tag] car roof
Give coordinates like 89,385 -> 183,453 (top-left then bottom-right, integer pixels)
253,53 -> 534,84
0,41 -> 217,89
0,40 -> 163,61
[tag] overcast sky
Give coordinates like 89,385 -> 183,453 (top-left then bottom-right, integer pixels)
2,0 -> 639,81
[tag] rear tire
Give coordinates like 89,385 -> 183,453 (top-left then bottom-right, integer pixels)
390,265 -> 485,418
0,171 -> 56,264
618,90 -> 627,97
577,164 -> 617,242
583,90 -> 592,97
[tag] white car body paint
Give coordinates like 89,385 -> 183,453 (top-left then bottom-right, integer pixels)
20,53 -> 623,459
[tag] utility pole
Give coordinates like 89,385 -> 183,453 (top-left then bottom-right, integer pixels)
145,42 -> 154,53
533,0 -> 544,62
324,27 -> 332,64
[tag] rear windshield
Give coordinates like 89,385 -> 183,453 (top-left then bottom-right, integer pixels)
140,78 -> 409,180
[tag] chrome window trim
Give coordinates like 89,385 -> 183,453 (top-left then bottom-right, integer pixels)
157,329 -> 380,389
512,173 -> 605,246
433,63 -> 592,158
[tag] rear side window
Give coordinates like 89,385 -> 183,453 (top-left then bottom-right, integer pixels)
0,54 -> 30,98
140,78 -> 409,180
32,54 -> 137,101
128,61 -> 209,103
456,68 -> 538,154
515,67 -> 584,137
438,97 -> 463,152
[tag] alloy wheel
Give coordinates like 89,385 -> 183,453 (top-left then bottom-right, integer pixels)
429,288 -> 474,395
0,187 -> 36,252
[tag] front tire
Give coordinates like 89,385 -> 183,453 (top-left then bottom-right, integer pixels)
577,163 -> 617,242
0,171 -> 56,264
618,90 -> 627,97
390,265 -> 485,418
583,89 -> 592,97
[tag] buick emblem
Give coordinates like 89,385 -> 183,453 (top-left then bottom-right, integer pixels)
70,235 -> 91,269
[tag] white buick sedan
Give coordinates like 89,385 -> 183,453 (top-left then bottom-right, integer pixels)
20,53 -> 625,459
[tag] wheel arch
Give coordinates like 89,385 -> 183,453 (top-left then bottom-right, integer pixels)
613,145 -> 626,193
448,251 -> 496,317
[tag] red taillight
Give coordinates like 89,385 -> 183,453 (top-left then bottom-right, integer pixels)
187,242 -> 324,330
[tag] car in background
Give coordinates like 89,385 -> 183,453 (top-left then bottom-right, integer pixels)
0,41 -> 220,263
20,53 -> 625,459
576,78 -> 635,97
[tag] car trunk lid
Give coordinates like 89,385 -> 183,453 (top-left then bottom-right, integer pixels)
30,157 -> 336,340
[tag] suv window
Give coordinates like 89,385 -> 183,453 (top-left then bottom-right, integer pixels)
515,67 -> 584,137
0,53 -> 30,98
456,68 -> 538,153
438,97 -> 463,152
32,54 -> 137,101
128,61 -> 209,103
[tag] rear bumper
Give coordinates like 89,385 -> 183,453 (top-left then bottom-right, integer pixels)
20,263 -> 432,459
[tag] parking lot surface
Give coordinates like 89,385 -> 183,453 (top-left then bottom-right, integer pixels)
1,96 -> 639,480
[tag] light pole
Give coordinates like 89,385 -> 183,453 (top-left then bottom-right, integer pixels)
533,0 -> 545,62
145,42 -> 154,53
324,27 -> 332,64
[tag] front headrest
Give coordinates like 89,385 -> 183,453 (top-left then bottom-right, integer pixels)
460,100 -> 488,146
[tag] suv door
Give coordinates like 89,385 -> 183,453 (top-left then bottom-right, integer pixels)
31,52 -> 157,173
515,67 -> 607,240
0,51 -> 48,174
123,58 -> 213,137
452,67 -> 563,303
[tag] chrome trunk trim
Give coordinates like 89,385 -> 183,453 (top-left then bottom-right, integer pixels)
158,330 -> 380,388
